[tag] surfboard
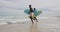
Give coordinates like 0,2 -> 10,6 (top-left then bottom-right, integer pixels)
24,9 -> 42,16
34,10 -> 42,16
24,9 -> 30,14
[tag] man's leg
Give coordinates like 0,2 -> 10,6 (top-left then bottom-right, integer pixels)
31,18 -> 34,23
29,16 -> 34,23
34,17 -> 38,22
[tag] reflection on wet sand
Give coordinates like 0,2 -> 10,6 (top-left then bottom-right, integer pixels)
30,22 -> 38,32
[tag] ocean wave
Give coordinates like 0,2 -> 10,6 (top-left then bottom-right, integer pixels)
0,16 -> 49,25
0,22 -> 7,25
0,19 -> 30,25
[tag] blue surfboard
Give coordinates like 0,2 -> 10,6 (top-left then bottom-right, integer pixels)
24,9 -> 30,14
24,9 -> 42,16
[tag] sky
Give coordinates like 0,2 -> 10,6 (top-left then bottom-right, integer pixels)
0,0 -> 60,16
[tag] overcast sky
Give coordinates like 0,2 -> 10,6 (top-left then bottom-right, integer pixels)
0,0 -> 60,16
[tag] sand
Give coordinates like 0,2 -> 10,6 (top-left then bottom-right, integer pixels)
0,17 -> 60,32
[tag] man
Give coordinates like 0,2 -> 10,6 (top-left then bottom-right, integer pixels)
29,5 -> 34,23
29,5 -> 38,23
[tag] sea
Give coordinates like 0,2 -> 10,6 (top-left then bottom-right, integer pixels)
0,8 -> 60,25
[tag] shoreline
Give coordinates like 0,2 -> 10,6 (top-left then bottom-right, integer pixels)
0,17 -> 60,32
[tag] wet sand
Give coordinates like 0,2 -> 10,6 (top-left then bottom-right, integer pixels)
0,17 -> 60,32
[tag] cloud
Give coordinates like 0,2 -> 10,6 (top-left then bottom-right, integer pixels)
0,0 -> 60,16
24,0 -> 60,8
0,0 -> 60,8
0,0 -> 25,16
0,0 -> 21,8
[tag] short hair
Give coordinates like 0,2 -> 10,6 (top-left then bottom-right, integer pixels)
34,8 -> 36,10
29,5 -> 31,7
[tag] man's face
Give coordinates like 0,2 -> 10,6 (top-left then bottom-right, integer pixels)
29,5 -> 31,8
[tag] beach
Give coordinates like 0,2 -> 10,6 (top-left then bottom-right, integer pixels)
0,16 -> 60,32
0,0 -> 60,32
